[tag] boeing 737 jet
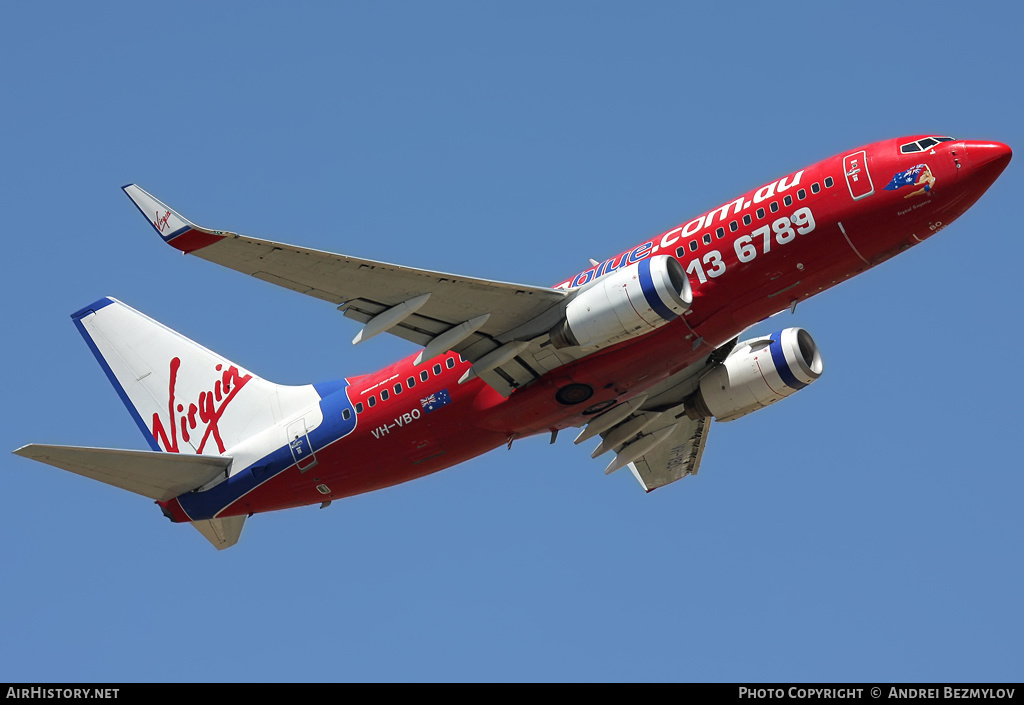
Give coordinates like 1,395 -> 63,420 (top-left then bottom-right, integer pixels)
14,135 -> 1011,548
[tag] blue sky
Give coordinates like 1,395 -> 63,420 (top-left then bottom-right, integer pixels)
2,1 -> 1021,683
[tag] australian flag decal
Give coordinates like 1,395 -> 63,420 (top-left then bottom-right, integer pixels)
420,388 -> 452,413
884,164 -> 927,191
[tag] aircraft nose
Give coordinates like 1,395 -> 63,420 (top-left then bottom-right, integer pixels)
965,140 -> 1012,174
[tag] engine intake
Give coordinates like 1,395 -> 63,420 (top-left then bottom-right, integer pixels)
684,327 -> 823,422
549,255 -> 692,350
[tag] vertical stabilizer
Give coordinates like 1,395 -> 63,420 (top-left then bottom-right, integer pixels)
72,297 -> 320,456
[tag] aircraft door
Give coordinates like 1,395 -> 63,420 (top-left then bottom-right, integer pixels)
843,150 -> 875,200
287,418 -> 318,472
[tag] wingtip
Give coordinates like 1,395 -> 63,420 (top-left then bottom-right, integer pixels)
121,185 -> 225,254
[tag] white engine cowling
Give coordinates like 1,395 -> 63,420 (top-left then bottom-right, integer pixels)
684,327 -> 823,422
549,255 -> 692,350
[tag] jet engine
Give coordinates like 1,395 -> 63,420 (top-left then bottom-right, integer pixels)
549,255 -> 692,350
684,327 -> 823,422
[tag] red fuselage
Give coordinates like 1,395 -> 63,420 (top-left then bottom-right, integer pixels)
162,135 -> 1011,520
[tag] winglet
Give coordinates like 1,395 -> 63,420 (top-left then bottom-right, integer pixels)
122,184 -> 226,254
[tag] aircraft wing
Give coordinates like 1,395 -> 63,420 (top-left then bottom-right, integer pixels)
123,185 -> 575,396
576,340 -> 735,490
585,405 -> 710,491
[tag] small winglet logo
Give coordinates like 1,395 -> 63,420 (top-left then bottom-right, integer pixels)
154,209 -> 172,232
151,357 -> 253,454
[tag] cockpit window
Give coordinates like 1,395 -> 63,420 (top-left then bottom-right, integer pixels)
900,136 -> 955,154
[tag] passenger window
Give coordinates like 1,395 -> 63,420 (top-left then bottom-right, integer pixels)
420,370 -> 429,382
784,195 -> 793,206
676,246 -> 686,258
742,214 -> 751,226
689,240 -> 698,252
797,189 -> 806,200
702,234 -> 711,245
380,389 -> 389,401
407,376 -> 416,388
716,227 -> 725,239
729,221 -> 738,232
433,363 -> 442,375
811,183 -> 820,194
770,201 -> 779,213
342,409 -> 351,420
824,176 -> 834,188
446,358 -> 455,369
756,207 -> 765,219
368,396 -> 376,408
355,402 -> 364,414
394,383 -> 402,394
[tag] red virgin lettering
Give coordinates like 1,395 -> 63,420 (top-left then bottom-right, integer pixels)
150,357 -> 252,454
151,357 -> 181,452
155,210 -> 172,232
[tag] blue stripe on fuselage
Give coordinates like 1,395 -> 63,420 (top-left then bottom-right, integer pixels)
175,379 -> 358,520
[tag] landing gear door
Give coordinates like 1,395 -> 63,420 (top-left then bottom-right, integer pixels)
287,418 -> 318,472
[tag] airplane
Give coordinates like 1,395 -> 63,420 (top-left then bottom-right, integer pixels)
14,135 -> 1011,549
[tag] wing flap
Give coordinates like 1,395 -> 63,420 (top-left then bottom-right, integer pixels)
579,344 -> 734,490
13,444 -> 231,501
251,271 -> 343,304
628,417 -> 710,491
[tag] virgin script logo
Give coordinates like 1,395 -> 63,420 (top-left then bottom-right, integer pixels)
154,209 -> 172,233
151,357 -> 253,454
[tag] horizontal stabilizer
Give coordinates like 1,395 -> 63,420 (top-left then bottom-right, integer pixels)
191,516 -> 246,550
13,444 -> 231,501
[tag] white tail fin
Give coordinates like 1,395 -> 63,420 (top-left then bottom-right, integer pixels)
72,297 -> 319,456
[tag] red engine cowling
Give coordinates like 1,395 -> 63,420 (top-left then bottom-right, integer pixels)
684,327 -> 823,422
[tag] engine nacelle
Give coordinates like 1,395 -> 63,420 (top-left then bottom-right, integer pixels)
684,327 -> 823,422
549,255 -> 692,350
